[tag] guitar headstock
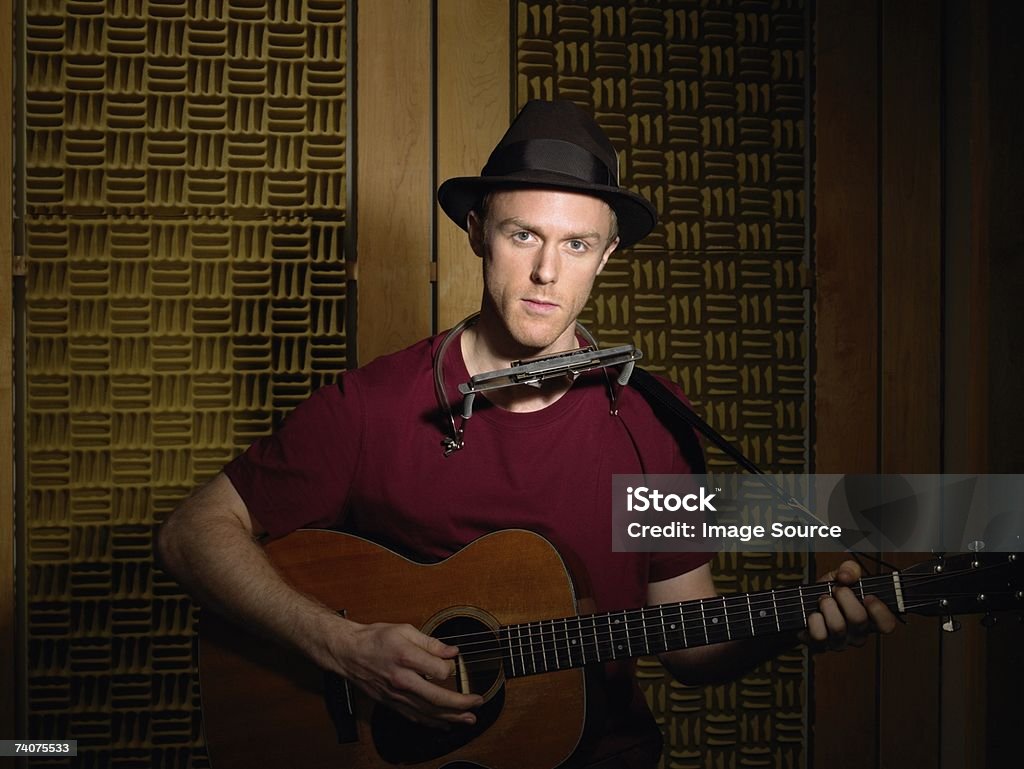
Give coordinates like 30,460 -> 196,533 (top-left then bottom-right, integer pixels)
899,553 -> 1024,618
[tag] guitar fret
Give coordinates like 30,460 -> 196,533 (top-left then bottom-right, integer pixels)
611,611 -> 628,658
639,608 -> 651,655
651,606 -> 667,654
527,623 -> 538,674
654,606 -> 668,654
553,619 -> 568,671
683,599 -> 704,648
583,614 -> 598,664
773,587 -> 806,633
750,590 -> 778,638
722,594 -> 748,641
538,622 -> 549,671
662,604 -> 685,651
797,585 -> 808,626
623,611 -> 633,657
702,596 -> 730,645
577,618 -> 585,667
514,624 -> 526,677
504,626 -> 517,678
746,594 -> 756,636
546,619 -> 556,671
772,589 -> 781,632
557,619 -> 567,670
699,599 -> 709,645
551,619 -> 562,670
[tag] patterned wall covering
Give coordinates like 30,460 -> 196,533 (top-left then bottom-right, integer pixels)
515,2 -> 811,767
17,1 -> 809,767
21,1 -> 348,766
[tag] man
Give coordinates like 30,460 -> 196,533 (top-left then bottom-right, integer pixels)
158,100 -> 896,768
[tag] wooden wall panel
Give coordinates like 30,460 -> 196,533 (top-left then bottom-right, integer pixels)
878,3 -> 943,767
985,3 -> 1024,763
812,2 -> 881,766
940,3 -> 990,767
435,0 -> 509,331
813,4 -> 879,474
0,0 -> 14,740
813,1 -> 1001,767
879,1 -> 942,474
356,0 -> 433,363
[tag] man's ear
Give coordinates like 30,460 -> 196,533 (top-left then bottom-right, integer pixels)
467,210 -> 486,258
596,236 -> 619,275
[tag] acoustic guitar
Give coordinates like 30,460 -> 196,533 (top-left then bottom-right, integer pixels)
198,529 -> 1022,769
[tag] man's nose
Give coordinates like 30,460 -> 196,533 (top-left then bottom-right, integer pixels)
530,243 -> 559,284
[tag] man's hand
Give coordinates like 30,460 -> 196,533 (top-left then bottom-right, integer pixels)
326,620 -> 484,729
805,560 -> 899,651
158,474 -> 482,731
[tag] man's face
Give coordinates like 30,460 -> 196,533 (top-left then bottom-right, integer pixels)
469,188 -> 619,356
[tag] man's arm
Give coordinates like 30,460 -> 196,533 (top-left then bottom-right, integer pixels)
156,472 -> 482,727
648,560 -> 899,686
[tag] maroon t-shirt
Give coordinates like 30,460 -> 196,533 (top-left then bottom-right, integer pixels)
224,333 -> 709,768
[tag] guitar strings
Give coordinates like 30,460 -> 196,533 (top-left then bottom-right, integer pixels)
428,572 -> 935,649
428,563 -> 1018,651
432,595 -> 1019,675
448,591 -> 1017,659
445,584 -> 1017,657
438,564 -> 1014,648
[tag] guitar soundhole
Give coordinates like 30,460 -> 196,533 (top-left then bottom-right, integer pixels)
372,613 -> 505,765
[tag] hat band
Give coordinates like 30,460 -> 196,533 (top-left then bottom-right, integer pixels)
482,139 -> 617,187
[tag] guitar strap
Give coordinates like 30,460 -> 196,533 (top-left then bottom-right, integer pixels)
628,366 -> 824,525
625,366 -> 758,477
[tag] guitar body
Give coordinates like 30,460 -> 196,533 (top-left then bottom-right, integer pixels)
199,529 -> 587,769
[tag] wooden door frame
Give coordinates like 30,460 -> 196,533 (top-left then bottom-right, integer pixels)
354,0 -> 510,364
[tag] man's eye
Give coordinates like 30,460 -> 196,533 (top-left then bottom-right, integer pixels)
568,239 -> 587,251
513,231 -> 532,242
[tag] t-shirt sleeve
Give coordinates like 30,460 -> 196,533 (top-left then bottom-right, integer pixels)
223,378 -> 364,538
647,550 -> 714,583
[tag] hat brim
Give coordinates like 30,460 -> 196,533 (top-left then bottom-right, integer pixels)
437,170 -> 657,249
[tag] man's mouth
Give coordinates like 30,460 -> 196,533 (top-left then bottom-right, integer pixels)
522,298 -> 559,313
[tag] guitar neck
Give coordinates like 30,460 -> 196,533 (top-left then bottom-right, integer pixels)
497,573 -> 904,678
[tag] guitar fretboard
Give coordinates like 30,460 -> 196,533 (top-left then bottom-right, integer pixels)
495,574 -> 901,678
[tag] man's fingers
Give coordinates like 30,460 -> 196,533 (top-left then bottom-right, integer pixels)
399,669 -> 483,712
385,676 -> 481,727
865,595 -> 899,634
413,629 -> 460,660
393,631 -> 459,682
816,595 -> 848,649
804,562 -> 902,654
834,587 -> 869,629
823,560 -> 862,586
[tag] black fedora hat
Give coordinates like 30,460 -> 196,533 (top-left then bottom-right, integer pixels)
437,100 -> 657,249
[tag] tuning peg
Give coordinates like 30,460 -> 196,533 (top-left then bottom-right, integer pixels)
941,615 -> 961,633
981,614 -> 998,628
